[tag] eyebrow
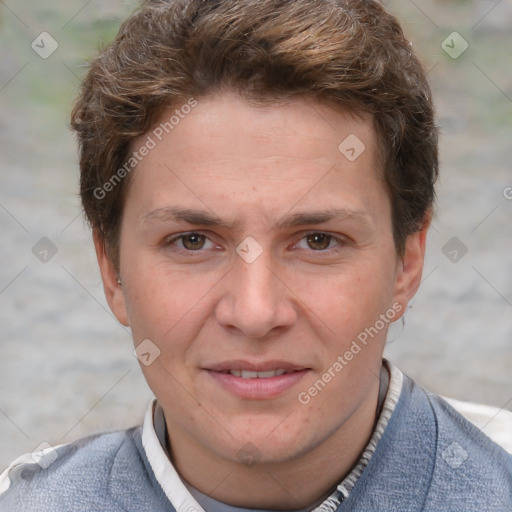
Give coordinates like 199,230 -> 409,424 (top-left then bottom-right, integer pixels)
142,206 -> 371,231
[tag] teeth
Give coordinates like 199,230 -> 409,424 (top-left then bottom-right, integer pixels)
256,370 -> 277,378
229,369 -> 291,378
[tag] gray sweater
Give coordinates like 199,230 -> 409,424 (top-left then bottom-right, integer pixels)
1,375 -> 511,511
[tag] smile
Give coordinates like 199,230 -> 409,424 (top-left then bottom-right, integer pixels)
205,362 -> 310,399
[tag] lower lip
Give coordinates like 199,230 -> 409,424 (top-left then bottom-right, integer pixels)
206,370 -> 310,399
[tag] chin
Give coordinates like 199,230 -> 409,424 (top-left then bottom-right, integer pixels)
215,414 -> 316,465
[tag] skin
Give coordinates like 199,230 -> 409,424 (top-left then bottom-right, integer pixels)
95,91 -> 429,509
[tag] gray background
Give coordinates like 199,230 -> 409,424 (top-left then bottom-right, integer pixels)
0,0 -> 511,470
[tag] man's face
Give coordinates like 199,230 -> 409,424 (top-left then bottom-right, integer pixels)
98,92 -> 424,467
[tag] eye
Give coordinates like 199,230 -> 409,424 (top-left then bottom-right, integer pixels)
295,232 -> 342,251
167,232 -> 215,251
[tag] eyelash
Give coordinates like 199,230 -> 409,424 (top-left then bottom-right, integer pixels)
164,231 -> 345,255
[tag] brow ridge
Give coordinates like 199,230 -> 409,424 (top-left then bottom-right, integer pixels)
142,206 -> 370,231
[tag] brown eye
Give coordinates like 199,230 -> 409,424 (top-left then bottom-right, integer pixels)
306,233 -> 332,250
181,233 -> 206,250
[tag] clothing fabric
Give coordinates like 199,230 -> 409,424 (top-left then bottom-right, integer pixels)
1,367 -> 511,511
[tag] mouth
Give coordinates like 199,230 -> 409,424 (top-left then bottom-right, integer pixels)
217,369 -> 296,378
204,361 -> 310,399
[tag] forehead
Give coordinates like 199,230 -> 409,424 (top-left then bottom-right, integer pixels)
125,92 -> 387,227
148,94 -> 374,161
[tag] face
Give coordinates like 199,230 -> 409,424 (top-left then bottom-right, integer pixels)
97,92 -> 426,469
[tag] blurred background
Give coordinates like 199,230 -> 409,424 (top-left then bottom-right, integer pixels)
0,0 -> 511,469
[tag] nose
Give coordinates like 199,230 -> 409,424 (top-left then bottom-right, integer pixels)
214,247 -> 297,340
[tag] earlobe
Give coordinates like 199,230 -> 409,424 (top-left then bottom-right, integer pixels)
392,212 -> 431,318
93,232 -> 130,326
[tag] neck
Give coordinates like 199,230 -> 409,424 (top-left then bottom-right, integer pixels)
164,381 -> 381,510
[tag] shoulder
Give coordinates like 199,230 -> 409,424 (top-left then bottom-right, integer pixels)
407,377 -> 512,509
0,426 -> 168,512
346,373 -> 512,511
420,383 -> 512,466
441,394 -> 512,454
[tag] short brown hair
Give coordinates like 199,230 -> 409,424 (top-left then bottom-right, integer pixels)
71,0 -> 438,268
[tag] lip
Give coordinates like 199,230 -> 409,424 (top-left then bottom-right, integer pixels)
204,360 -> 310,400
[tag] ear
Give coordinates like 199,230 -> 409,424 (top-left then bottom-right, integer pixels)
93,231 -> 129,326
392,211 -> 431,319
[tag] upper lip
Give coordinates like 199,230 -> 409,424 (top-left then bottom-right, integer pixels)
205,360 -> 309,372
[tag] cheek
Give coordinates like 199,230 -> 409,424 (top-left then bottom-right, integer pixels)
122,264 -> 217,357
122,251 -> 185,312
294,259 -> 395,330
